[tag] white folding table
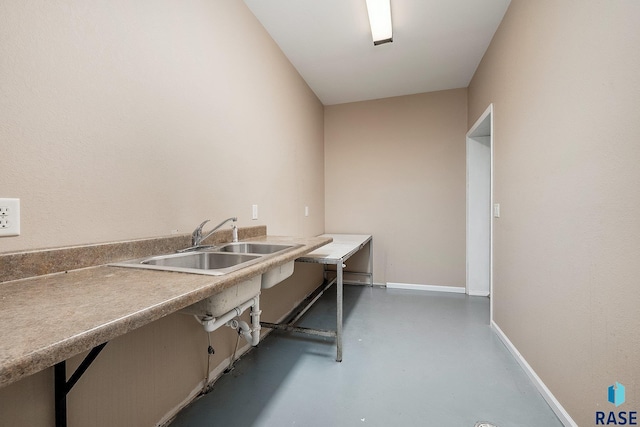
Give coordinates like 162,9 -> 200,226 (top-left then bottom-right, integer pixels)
261,234 -> 373,361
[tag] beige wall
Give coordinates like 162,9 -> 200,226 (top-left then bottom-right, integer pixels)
0,0 -> 324,425
1,0 -> 324,253
324,89 -> 467,287
468,1 -> 640,425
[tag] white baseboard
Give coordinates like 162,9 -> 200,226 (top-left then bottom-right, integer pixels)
386,282 -> 465,294
491,321 -> 577,427
343,280 -> 385,287
467,290 -> 490,297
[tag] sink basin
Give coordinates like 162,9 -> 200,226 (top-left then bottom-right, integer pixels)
214,242 -> 298,289
110,251 -> 262,276
214,242 -> 299,288
215,242 -> 297,254
180,275 -> 261,318
143,252 -> 259,270
260,261 -> 295,289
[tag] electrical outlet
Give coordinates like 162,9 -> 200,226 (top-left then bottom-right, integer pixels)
0,198 -> 20,237
252,204 -> 259,220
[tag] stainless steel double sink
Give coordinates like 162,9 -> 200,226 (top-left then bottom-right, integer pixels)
110,241 -> 302,318
110,241 -> 301,288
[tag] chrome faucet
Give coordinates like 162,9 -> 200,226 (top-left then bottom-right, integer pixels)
191,217 -> 237,247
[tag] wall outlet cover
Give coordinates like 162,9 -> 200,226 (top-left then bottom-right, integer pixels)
0,198 -> 20,237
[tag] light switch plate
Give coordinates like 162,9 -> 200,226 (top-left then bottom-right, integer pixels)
0,198 -> 20,237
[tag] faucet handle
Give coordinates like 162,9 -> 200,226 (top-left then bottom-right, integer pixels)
192,219 -> 210,245
195,219 -> 210,231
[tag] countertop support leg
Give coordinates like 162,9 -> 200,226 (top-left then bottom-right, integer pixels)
54,342 -> 108,427
54,362 -> 67,427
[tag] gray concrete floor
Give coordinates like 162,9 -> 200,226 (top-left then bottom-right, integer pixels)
170,285 -> 563,427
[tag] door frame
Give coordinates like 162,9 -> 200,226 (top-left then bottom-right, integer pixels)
465,104 -> 494,318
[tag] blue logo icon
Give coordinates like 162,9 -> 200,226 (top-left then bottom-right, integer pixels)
609,382 -> 626,407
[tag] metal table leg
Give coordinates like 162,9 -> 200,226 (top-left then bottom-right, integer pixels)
369,241 -> 374,287
336,261 -> 343,362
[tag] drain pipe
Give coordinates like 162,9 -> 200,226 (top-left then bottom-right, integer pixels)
194,294 -> 261,346
243,294 -> 261,346
227,320 -> 255,346
250,294 -> 261,346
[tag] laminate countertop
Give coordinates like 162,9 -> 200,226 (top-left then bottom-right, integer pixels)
0,234 -> 332,388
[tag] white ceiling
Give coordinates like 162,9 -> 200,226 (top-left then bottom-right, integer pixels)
243,0 -> 511,105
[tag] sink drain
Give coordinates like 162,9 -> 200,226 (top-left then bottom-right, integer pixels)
475,423 -> 498,427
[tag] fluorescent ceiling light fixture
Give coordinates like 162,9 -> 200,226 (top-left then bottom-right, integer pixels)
365,0 -> 393,45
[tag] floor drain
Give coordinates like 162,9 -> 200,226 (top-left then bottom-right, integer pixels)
475,423 -> 498,427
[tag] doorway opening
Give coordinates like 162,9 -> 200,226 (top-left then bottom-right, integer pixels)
466,104 -> 493,315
